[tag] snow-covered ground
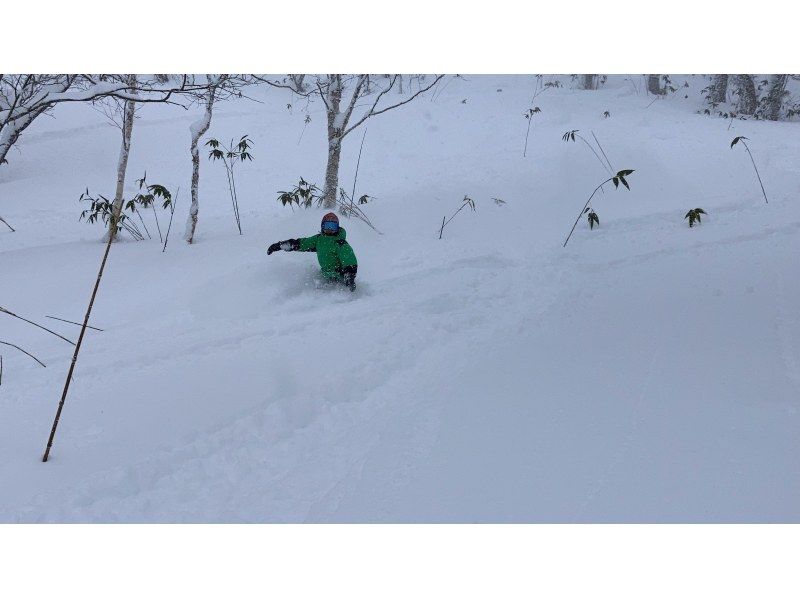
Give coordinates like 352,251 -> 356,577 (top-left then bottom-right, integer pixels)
1,75 -> 798,522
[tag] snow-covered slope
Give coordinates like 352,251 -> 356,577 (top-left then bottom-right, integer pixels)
1,75 -> 798,522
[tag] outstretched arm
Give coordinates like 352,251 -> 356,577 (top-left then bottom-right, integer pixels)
267,239 -> 299,254
267,235 -> 319,255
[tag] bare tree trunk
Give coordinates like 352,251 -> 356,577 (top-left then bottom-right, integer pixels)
581,75 -> 597,90
184,86 -> 216,244
322,75 -> 343,209
764,74 -> 788,121
313,73 -> 441,210
106,75 -> 137,243
734,75 -> 758,115
710,74 -> 729,104
323,137 -> 342,209
647,75 -> 665,95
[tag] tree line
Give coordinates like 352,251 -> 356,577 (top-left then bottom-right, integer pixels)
1,74 -> 443,243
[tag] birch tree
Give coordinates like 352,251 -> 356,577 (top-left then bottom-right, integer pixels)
580,75 -> 597,90
184,75 -> 223,244
184,75 -> 249,244
647,75 -> 665,96
733,75 -> 758,115
96,75 -> 213,241
105,75 -> 137,242
0,74 -> 207,167
708,74 -> 729,104
259,74 -> 443,209
762,74 -> 788,121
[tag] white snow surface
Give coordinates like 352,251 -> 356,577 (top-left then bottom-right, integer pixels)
1,75 -> 798,522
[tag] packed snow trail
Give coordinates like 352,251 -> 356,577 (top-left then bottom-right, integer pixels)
1,75 -> 798,521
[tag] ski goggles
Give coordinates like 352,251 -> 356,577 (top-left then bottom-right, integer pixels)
321,221 -> 339,233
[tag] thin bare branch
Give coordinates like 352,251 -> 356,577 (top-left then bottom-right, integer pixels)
0,306 -> 76,345
340,75 -> 368,131
341,75 -> 398,138
315,78 -> 331,111
342,75 -> 443,138
252,75 -> 316,98
46,315 -> 104,332
0,340 -> 46,367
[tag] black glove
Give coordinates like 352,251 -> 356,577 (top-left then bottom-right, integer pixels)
341,265 -> 357,292
267,239 -> 300,255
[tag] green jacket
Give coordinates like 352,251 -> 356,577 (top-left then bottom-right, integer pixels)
297,227 -> 357,280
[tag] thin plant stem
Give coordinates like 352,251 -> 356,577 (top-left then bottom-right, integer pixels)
230,163 -> 242,234
222,159 -> 240,234
162,187 -> 179,252
439,202 -> 473,239
430,76 -> 452,102
743,142 -> 768,204
335,191 -> 382,234
523,117 -> 533,158
227,139 -> 242,234
0,216 -> 14,232
0,340 -> 46,368
442,202 -> 471,229
43,212 -> 117,462
137,211 -> 152,239
591,131 -> 614,172
225,157 -> 242,235
46,316 -> 103,332
563,176 -> 614,248
578,134 -> 611,175
151,202 -> 163,243
531,83 -> 551,102
298,121 -> 309,145
350,129 -> 368,216
223,160 -> 235,222
0,307 -> 75,345
121,219 -> 144,241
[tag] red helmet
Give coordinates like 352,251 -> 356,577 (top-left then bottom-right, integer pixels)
321,212 -> 340,234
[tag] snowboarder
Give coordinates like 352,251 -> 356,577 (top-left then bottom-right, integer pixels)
267,212 -> 358,291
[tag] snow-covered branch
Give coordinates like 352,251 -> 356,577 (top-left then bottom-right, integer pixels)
0,75 -> 216,166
